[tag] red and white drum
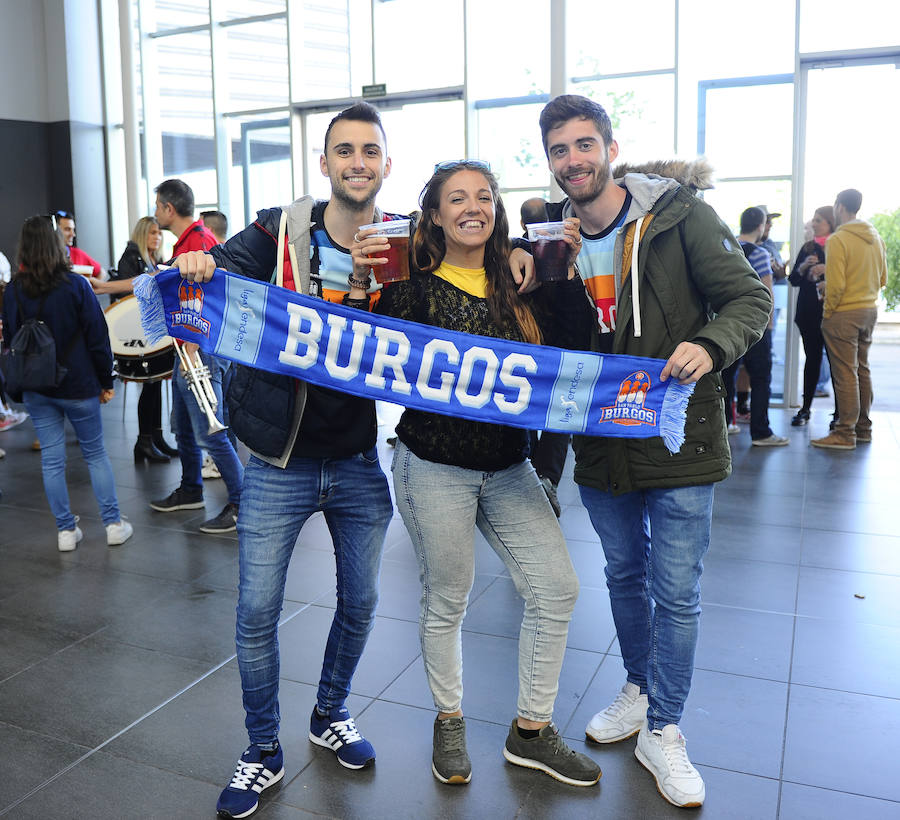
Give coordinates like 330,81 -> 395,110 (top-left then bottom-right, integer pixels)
104,294 -> 174,381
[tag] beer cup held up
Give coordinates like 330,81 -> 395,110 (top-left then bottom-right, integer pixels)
359,218 -> 411,284
526,221 -> 569,283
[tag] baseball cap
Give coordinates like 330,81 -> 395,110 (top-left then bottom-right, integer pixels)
757,205 -> 781,220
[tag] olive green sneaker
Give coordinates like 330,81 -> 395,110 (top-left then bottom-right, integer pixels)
503,721 -> 601,787
432,716 -> 472,784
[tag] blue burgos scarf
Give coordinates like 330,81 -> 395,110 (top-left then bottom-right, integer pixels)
134,268 -> 695,453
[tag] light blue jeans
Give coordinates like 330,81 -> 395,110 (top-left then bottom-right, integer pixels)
235,451 -> 392,746
579,483 -> 714,730
24,391 -> 121,531
392,441 -> 578,723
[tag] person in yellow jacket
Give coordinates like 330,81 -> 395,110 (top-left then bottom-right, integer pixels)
811,188 -> 887,450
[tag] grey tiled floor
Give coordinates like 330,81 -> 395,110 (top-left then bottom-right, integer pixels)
2,354 -> 900,819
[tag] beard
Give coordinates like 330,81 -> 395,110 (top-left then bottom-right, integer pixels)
328,172 -> 381,212
555,156 -> 613,205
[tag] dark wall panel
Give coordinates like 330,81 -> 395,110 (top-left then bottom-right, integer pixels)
0,119 -> 74,263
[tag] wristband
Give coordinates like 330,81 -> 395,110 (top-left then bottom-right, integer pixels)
348,274 -> 371,290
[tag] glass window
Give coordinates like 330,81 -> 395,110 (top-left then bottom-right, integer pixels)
703,181 -> 793,253
223,19 -> 289,111
227,113 -> 292,229
151,0 -> 209,32
372,0 -> 464,94
293,0 -> 356,101
467,0 -> 549,100
474,103 -> 548,192
303,100 -> 465,213
221,0 -> 285,20
679,0 -> 795,79
702,81 -> 793,179
568,0 -> 674,77
155,31 -> 217,207
800,0 -> 900,53
573,74 -> 676,164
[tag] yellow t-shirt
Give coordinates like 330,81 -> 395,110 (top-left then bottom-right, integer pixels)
434,261 -> 487,298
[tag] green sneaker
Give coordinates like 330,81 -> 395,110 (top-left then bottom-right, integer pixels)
432,716 -> 472,784
503,721 -> 601,787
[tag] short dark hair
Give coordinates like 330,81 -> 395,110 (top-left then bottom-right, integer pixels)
835,188 -> 862,215
740,206 -> 766,234
323,102 -> 387,152
539,95 -> 613,156
520,198 -> 547,226
155,179 -> 195,217
200,210 -> 227,240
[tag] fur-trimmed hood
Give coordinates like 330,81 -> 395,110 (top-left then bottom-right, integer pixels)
612,158 -> 715,193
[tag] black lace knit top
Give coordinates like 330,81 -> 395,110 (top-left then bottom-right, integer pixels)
376,271 -> 593,471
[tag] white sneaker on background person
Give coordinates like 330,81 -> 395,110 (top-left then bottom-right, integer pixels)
202,453 -> 221,479
106,519 -> 134,546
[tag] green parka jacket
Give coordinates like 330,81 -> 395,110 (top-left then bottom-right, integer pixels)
548,162 -> 771,494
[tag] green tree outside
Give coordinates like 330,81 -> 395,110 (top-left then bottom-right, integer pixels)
871,208 -> 900,311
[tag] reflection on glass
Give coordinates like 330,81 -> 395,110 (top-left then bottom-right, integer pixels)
155,32 -> 217,206
372,0 -> 463,95
222,0 -> 285,20
475,104 -> 548,191
224,19 -> 289,111
800,0 -> 900,52
228,113 -> 292,228
568,0 -> 674,77
153,0 -> 209,31
704,83 -> 793,179
468,0 -> 549,100
572,75 -> 676,165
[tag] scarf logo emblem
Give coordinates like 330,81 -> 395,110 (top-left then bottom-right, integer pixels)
172,281 -> 212,336
598,370 -> 657,427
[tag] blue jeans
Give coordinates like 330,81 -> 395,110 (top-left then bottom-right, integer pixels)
579,483 -> 714,729
24,391 -> 121,531
235,450 -> 392,746
392,442 -> 578,722
171,352 -> 243,504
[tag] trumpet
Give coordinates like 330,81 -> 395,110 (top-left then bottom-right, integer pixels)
175,341 -> 227,436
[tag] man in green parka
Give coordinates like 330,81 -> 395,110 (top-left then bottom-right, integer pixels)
515,95 -> 771,808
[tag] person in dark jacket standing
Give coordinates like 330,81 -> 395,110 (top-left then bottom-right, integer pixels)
512,95 -> 770,809
1,216 -> 133,551
173,103 -> 396,820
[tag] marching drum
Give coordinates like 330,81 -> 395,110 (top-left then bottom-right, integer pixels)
104,294 -> 174,381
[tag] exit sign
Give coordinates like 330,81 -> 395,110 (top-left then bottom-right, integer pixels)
362,83 -> 387,98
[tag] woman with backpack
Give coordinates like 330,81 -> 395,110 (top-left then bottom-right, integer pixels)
0,216 -> 133,551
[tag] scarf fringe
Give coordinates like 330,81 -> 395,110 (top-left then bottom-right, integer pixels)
659,380 -> 695,454
132,274 -> 169,344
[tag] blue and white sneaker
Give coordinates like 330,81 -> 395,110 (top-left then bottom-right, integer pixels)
216,744 -> 285,818
308,705 -> 375,769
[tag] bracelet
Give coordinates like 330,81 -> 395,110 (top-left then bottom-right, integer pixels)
342,294 -> 370,309
348,274 -> 371,290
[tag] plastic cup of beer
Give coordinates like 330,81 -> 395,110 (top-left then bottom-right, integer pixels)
359,218 -> 411,284
526,221 -> 570,283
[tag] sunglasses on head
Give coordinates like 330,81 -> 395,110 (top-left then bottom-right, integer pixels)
434,159 -> 491,173
52,210 -> 74,219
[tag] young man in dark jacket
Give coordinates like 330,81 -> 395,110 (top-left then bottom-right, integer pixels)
173,103 -> 397,820
515,95 -> 770,808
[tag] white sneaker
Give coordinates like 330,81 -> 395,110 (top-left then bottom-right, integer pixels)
106,519 -> 134,546
727,423 -> 740,435
635,723 -> 705,808
585,681 -> 648,743
201,454 -> 221,479
58,526 -> 83,552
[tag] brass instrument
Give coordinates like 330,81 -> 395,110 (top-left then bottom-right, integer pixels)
174,341 -> 227,436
